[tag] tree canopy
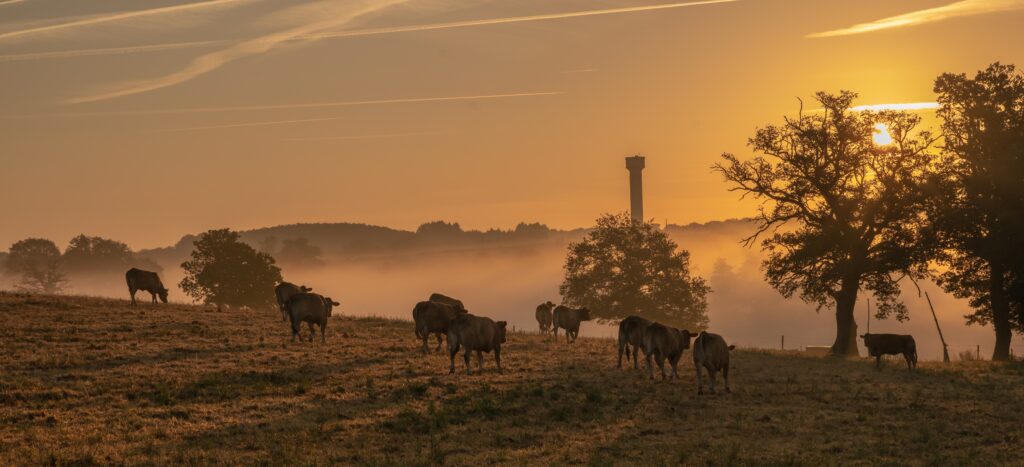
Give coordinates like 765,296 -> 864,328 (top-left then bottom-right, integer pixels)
559,213 -> 709,330
6,238 -> 67,294
715,91 -> 936,356
179,229 -> 282,309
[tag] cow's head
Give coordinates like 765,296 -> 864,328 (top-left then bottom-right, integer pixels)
158,288 -> 169,303
859,333 -> 872,340
496,321 -> 508,344
301,285 -> 313,292
681,330 -> 697,350
578,307 -> 592,321
323,297 -> 340,315
546,301 -> 556,308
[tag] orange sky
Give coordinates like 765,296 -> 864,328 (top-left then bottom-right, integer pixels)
2,0 -> 1023,249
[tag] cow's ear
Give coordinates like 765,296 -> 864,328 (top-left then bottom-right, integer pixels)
332,301 -> 340,306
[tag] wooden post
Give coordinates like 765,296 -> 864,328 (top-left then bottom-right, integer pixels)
781,335 -> 785,350
866,298 -> 871,334
977,345 -> 981,360
924,292 -> 950,363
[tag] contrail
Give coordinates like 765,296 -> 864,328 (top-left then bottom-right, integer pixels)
160,117 -> 339,132
0,0 -> 25,7
286,131 -> 452,141
2,91 -> 563,119
0,0 -> 251,42
808,0 -> 1024,38
2,0 -> 739,62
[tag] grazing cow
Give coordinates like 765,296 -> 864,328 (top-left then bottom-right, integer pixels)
285,293 -> 339,343
693,332 -> 734,395
275,282 -> 312,321
125,268 -> 168,305
535,301 -> 555,333
552,305 -> 592,343
447,313 -> 507,375
641,323 -> 697,380
861,333 -> 917,371
429,293 -> 465,311
412,301 -> 467,353
618,316 -> 653,369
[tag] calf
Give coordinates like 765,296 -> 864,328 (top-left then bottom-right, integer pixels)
412,301 -> 467,353
125,268 -> 168,305
642,323 -> 696,380
552,305 -> 592,343
617,316 -> 653,369
275,282 -> 312,321
535,301 -> 555,333
693,332 -> 734,395
285,293 -> 339,343
861,333 -> 917,371
448,313 -> 507,375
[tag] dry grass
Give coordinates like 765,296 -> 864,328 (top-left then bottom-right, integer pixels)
1,292 -> 1022,466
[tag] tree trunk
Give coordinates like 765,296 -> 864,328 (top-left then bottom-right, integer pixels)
989,262 -> 1012,361
831,273 -> 861,357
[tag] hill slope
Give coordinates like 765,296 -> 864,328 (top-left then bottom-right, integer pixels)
1,293 -> 1022,465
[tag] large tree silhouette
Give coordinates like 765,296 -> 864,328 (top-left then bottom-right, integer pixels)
715,91 -> 935,357
179,229 -> 282,310
560,213 -> 709,330
929,63 -> 1024,360
6,238 -> 67,294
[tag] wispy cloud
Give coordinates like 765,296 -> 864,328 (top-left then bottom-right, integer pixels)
286,130 -> 453,141
808,0 -> 1024,38
0,0 -> 251,42
0,0 -> 26,7
160,117 -> 338,132
66,0 -> 409,104
850,102 -> 939,112
3,91 -> 563,119
2,0 -> 739,63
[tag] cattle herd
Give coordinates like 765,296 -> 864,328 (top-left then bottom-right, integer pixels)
125,268 -> 921,396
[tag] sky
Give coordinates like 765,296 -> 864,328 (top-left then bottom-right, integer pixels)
2,0 -> 1024,250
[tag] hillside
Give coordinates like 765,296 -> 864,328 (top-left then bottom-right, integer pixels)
2,293 -> 1022,465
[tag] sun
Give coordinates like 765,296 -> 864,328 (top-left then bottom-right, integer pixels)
872,123 -> 893,146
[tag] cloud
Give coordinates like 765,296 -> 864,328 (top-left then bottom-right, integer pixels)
286,131 -> 453,141
160,117 -> 338,132
3,91 -> 563,118
66,0 -> 409,104
2,0 -> 739,62
808,0 -> 1024,38
0,0 -> 251,42
0,0 -> 25,7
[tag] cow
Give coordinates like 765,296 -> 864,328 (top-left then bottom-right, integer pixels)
552,305 -> 591,343
535,301 -> 555,333
861,333 -> 917,371
447,313 -> 507,375
693,332 -> 734,395
275,282 -> 312,321
125,268 -> 168,305
428,293 -> 465,311
618,316 -> 653,369
285,293 -> 339,343
641,323 -> 697,380
412,301 -> 467,353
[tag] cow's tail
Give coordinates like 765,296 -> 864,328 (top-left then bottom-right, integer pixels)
618,322 -> 628,350
412,302 -> 425,339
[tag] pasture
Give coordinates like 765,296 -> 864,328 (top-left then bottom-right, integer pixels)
1,292 -> 1022,465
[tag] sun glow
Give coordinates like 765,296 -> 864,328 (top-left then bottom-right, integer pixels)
872,123 -> 893,146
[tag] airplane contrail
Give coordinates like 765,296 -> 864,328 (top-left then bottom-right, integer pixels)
286,131 -> 452,141
0,0 -> 251,42
808,0 -> 1024,38
160,117 -> 339,132
1,0 -> 739,62
0,0 -> 26,7
2,91 -> 564,119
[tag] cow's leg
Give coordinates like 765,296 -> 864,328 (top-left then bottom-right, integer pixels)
435,334 -> 443,353
723,364 -> 731,393
646,351 -> 655,380
670,354 -> 680,379
129,287 -> 137,306
495,347 -> 502,374
656,353 -> 667,380
320,321 -> 327,344
633,345 -> 641,369
151,292 -> 157,304
421,330 -> 430,354
708,368 -> 717,394
476,350 -> 484,371
552,326 -> 558,341
464,349 -> 473,375
291,320 -> 300,343
904,352 -> 913,371
618,343 -> 625,369
875,355 -> 881,369
448,344 -> 459,374
695,364 -> 704,395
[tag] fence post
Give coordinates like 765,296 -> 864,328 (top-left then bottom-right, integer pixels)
781,335 -> 785,350
977,345 -> 981,360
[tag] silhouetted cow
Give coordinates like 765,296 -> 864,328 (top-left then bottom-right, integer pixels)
125,268 -> 168,305
285,293 -> 339,343
861,333 -> 917,371
618,316 -> 653,369
693,332 -> 734,395
275,282 -> 312,321
552,305 -> 591,343
412,301 -> 467,353
428,293 -> 465,311
642,323 -> 697,380
535,301 -> 555,333
447,313 -> 507,375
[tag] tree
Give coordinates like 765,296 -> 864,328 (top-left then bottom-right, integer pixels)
929,63 -> 1024,360
559,213 -> 709,330
715,91 -> 935,357
179,229 -> 282,309
62,234 -> 143,274
6,238 -> 68,293
276,238 -> 324,268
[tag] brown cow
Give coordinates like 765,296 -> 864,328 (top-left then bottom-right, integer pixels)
412,301 -> 467,353
125,268 -> 168,305
447,313 -> 507,375
861,333 -> 917,371
428,293 -> 465,311
285,293 -> 339,343
693,332 -> 734,395
617,316 -> 653,369
275,282 -> 312,321
535,301 -> 555,333
642,323 -> 697,380
552,305 -> 591,343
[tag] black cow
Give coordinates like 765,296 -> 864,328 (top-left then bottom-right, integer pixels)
125,268 -> 168,305
552,305 -> 591,343
861,333 -> 917,371
275,282 -> 312,321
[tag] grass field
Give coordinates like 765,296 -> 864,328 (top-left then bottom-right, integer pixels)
1,292 -> 1022,465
